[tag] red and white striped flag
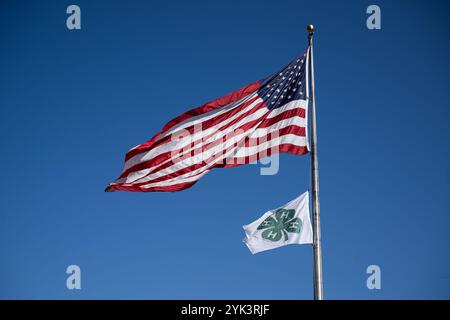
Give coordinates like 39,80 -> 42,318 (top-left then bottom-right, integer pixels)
106,48 -> 310,192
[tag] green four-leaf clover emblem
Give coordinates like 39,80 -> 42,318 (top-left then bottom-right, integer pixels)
257,208 -> 302,242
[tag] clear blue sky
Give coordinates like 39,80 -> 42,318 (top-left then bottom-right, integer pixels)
1,0 -> 449,299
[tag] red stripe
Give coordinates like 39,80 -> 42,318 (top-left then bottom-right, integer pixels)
242,125 -> 305,147
124,81 -> 260,161
259,108 -> 306,128
107,180 -> 198,192
118,97 -> 265,180
220,144 -> 308,168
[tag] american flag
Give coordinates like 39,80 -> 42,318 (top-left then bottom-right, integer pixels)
106,48 -> 310,192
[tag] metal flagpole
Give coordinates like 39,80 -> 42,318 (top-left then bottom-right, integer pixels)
307,24 -> 324,300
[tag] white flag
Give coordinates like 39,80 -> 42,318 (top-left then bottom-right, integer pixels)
243,191 -> 313,254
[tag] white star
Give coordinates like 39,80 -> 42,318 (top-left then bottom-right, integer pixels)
288,96 -> 291,99
276,89 -> 280,92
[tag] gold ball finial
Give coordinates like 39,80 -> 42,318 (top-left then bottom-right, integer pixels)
307,24 -> 314,34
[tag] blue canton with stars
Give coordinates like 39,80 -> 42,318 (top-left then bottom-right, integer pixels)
257,50 -> 308,110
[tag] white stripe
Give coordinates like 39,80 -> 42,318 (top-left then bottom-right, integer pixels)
266,99 -> 307,119
140,169 -> 211,189
254,113 -> 306,134
232,134 -> 307,158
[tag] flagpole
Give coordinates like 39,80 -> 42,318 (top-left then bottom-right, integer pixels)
307,24 -> 324,300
